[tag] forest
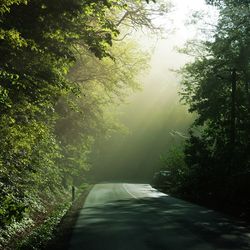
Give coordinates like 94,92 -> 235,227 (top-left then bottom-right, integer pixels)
0,0 -> 169,247
0,0 -> 249,249
160,0 -> 250,220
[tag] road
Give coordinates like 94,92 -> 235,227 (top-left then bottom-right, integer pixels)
69,183 -> 250,250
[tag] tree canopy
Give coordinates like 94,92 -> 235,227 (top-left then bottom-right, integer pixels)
0,0 -> 169,235
158,0 -> 250,215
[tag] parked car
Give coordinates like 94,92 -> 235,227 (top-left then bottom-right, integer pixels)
152,170 -> 171,191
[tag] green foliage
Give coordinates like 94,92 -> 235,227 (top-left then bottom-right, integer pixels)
55,40 -> 149,186
0,0 -> 155,238
178,0 -> 250,210
17,202 -> 71,250
0,1 -> 28,15
159,145 -> 189,195
0,217 -> 33,250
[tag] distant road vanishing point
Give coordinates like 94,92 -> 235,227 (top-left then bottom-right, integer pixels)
69,183 -> 250,250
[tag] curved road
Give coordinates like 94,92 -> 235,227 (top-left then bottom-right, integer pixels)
69,183 -> 250,250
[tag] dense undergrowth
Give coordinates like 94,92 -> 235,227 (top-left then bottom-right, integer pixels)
17,202 -> 70,250
0,184 -> 88,250
0,189 -> 70,250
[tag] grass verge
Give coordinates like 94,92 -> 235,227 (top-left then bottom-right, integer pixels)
15,184 -> 92,250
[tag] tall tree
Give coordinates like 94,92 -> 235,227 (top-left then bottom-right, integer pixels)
180,0 -> 250,205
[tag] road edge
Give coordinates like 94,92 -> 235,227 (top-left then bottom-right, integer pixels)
44,185 -> 93,250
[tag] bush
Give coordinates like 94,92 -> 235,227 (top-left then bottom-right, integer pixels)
157,145 -> 189,195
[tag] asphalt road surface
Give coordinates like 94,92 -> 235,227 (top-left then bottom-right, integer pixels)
69,183 -> 250,250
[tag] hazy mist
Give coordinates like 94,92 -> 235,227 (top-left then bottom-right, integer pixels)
89,0 -> 213,182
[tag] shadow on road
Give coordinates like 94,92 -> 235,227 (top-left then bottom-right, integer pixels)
70,196 -> 250,250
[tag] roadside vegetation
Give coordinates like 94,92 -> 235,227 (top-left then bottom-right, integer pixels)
0,0 -> 170,248
156,0 -> 250,220
2,0 -> 250,247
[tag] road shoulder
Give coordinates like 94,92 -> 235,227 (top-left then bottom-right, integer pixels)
44,185 -> 93,250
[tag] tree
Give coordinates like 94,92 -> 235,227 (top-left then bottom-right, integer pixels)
180,0 -> 250,208
55,40 -> 149,186
0,0 -> 169,230
0,0 -> 121,227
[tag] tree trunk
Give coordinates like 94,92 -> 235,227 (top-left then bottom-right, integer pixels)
229,68 -> 237,172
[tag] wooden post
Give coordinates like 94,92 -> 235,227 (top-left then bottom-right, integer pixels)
72,186 -> 75,202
